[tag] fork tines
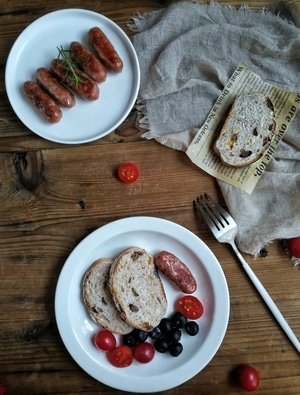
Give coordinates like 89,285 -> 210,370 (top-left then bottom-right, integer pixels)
194,193 -> 229,232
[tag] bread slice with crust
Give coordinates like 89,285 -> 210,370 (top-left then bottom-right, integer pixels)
83,258 -> 133,335
214,93 -> 276,168
109,247 -> 168,332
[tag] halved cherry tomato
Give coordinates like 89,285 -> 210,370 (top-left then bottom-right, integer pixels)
93,330 -> 116,352
236,365 -> 260,392
107,345 -> 133,368
287,237 -> 300,258
118,162 -> 139,184
177,295 -> 204,320
133,342 -> 155,364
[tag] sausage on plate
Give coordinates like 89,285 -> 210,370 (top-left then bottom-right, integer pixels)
36,67 -> 75,108
154,251 -> 197,294
69,41 -> 107,83
23,81 -> 62,124
50,59 -> 99,101
88,26 -> 123,73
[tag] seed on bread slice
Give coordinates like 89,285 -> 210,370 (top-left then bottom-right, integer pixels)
109,247 -> 168,332
214,93 -> 276,168
83,258 -> 133,335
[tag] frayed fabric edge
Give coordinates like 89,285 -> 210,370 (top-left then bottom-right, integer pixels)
198,0 -> 295,25
292,257 -> 300,267
127,9 -> 162,32
127,0 -> 295,34
141,130 -> 153,140
135,100 -> 150,132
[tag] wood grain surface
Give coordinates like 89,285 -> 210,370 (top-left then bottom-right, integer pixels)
0,1 -> 299,394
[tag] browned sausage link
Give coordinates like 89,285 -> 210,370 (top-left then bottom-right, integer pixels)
88,26 -> 123,73
36,67 -> 75,108
50,59 -> 99,101
70,41 -> 107,83
154,251 -> 197,294
23,81 -> 62,124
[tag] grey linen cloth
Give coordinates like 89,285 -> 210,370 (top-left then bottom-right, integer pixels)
129,0 -> 300,256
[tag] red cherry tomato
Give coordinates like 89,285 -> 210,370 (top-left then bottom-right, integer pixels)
236,365 -> 260,392
177,295 -> 204,320
133,342 -> 155,364
118,162 -> 139,184
287,237 -> 300,258
107,345 -> 133,368
93,330 -> 116,352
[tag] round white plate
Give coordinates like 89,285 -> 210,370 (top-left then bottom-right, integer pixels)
55,216 -> 230,393
5,9 -> 140,144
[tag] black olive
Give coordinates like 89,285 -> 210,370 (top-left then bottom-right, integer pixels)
159,318 -> 173,333
168,342 -> 183,357
185,321 -> 199,336
149,326 -> 162,340
122,332 -> 137,347
154,338 -> 169,353
171,312 -> 187,328
132,328 -> 148,342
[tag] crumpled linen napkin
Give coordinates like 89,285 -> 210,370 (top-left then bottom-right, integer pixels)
129,0 -> 300,256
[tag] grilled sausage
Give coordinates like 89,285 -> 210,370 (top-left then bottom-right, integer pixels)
69,41 -> 107,83
23,81 -> 62,124
50,59 -> 99,101
36,67 -> 75,108
154,251 -> 197,294
88,26 -> 123,73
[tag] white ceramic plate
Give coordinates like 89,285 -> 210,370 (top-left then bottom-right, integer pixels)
55,216 -> 230,393
5,9 -> 140,144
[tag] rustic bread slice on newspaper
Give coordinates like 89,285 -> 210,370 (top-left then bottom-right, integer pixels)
83,258 -> 133,335
214,93 -> 276,167
109,247 -> 168,332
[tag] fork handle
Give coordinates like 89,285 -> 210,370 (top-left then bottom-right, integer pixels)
230,241 -> 300,353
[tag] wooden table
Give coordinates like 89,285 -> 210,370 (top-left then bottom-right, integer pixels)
1,1 -> 299,394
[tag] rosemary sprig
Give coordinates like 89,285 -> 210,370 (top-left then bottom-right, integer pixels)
56,46 -> 84,87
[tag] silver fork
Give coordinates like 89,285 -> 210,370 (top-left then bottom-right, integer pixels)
194,193 -> 300,353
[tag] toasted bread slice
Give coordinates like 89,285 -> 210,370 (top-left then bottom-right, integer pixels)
214,93 -> 276,168
83,258 -> 133,335
109,247 -> 168,332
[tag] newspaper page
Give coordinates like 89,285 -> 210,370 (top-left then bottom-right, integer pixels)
186,63 -> 300,194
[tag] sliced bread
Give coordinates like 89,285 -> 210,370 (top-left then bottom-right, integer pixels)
109,247 -> 168,332
83,258 -> 133,335
214,93 -> 276,167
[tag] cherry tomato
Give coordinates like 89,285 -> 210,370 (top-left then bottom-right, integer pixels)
93,330 -> 116,352
118,162 -> 139,184
236,365 -> 260,392
133,342 -> 155,364
107,345 -> 133,368
287,237 -> 300,258
177,295 -> 204,320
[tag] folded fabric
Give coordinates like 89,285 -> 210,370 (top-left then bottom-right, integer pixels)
129,0 -> 300,256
